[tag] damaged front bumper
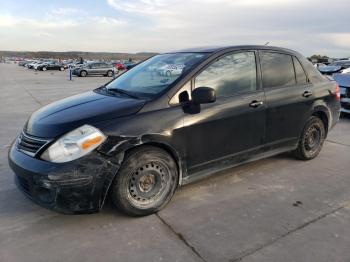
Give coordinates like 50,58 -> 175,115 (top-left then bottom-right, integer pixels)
8,143 -> 119,214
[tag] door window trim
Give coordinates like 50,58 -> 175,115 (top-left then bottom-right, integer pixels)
192,50 -> 260,99
292,56 -> 311,86
259,50 -> 297,90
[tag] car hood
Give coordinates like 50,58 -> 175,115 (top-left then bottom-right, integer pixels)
25,91 -> 146,138
334,73 -> 350,88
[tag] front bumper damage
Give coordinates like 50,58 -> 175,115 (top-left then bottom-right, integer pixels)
8,143 -> 119,214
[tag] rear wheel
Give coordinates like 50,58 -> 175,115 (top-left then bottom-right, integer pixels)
80,70 -> 87,77
110,146 -> 178,216
293,116 -> 326,160
60,67 -> 64,71
42,67 -> 47,71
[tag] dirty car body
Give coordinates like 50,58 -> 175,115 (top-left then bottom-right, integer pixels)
8,46 -> 340,214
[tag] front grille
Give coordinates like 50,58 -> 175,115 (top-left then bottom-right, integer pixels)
17,131 -> 50,157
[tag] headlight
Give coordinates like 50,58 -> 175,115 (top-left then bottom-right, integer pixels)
41,125 -> 106,163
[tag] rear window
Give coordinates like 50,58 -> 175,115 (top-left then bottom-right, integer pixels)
261,52 -> 296,88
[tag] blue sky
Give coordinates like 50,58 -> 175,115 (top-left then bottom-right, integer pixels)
0,0 -> 350,56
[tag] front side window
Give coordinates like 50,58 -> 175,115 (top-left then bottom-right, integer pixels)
106,53 -> 208,98
261,52 -> 296,88
194,52 -> 257,97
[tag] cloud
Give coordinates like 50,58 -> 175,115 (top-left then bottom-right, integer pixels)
0,14 -> 78,29
0,0 -> 349,56
50,7 -> 80,16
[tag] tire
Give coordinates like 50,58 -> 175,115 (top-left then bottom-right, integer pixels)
293,116 -> 326,160
107,70 -> 114,77
110,146 -> 178,216
80,70 -> 87,77
60,67 -> 64,71
42,67 -> 47,71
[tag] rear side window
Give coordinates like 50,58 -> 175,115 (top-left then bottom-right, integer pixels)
293,57 -> 308,84
260,52 -> 296,88
194,52 -> 257,97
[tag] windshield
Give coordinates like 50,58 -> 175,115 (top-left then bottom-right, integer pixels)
105,52 -> 208,98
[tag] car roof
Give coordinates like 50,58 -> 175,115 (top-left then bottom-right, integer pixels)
167,45 -> 299,55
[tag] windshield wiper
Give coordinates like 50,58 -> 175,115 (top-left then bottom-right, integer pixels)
105,87 -> 139,99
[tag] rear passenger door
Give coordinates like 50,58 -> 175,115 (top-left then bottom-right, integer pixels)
89,63 -> 100,74
99,63 -> 109,74
260,51 -> 313,148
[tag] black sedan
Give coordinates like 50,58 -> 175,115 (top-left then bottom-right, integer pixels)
8,45 -> 340,216
37,62 -> 65,71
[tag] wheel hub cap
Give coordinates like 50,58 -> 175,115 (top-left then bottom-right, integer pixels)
139,174 -> 155,192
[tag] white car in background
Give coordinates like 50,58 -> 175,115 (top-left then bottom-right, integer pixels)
341,67 -> 350,74
158,64 -> 185,76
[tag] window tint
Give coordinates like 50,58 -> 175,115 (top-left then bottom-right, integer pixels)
293,57 -> 308,84
261,52 -> 296,88
194,52 -> 257,97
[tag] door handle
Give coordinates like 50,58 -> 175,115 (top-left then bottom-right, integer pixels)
249,100 -> 264,108
302,91 -> 313,98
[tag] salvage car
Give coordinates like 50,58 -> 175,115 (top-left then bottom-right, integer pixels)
72,62 -> 115,77
334,73 -> 350,114
9,46 -> 340,216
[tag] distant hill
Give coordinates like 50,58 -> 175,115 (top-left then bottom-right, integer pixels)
0,51 -> 158,61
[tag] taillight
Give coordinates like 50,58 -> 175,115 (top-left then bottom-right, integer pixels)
335,84 -> 340,100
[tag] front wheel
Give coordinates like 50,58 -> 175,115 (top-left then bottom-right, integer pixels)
106,70 -> 114,77
110,146 -> 178,216
293,116 -> 326,160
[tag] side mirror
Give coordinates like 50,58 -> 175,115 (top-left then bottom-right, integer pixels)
192,87 -> 216,104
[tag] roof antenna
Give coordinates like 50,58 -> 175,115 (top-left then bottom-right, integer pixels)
264,42 -> 270,46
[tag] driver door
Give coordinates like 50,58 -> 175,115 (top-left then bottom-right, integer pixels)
183,51 -> 266,175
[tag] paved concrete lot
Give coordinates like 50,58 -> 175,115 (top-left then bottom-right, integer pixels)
1,63 -> 350,262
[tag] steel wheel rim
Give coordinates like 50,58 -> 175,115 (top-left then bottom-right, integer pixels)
127,161 -> 170,208
304,124 -> 321,153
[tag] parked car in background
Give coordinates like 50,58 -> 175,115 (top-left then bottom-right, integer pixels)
318,60 -> 350,75
37,61 -> 65,71
158,64 -> 185,76
8,45 -> 340,216
111,62 -> 126,70
26,61 -> 41,69
332,60 -> 350,69
341,67 -> 350,74
72,62 -> 115,77
18,61 -> 30,66
123,61 -> 138,70
313,63 -> 326,68
318,64 -> 342,75
334,73 -> 350,114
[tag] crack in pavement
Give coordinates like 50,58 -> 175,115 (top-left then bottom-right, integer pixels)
229,205 -> 345,262
326,139 -> 350,147
156,213 -> 208,262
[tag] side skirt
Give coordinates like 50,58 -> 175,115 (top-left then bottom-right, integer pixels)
180,144 -> 297,186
